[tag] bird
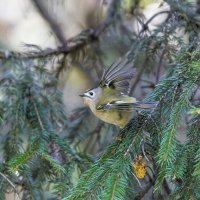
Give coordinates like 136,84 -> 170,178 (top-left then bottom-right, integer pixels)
79,57 -> 157,128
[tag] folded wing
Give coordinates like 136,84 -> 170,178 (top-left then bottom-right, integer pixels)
97,100 -> 158,111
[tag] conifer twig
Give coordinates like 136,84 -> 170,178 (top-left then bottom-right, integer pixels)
131,172 -> 142,188
156,48 -> 166,84
0,172 -> 21,200
141,139 -> 149,162
124,114 -> 153,157
33,100 -> 45,131
139,10 -> 171,36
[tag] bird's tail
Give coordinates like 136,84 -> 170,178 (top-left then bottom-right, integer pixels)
132,102 -> 158,110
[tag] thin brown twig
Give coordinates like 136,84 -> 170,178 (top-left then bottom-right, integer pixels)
163,178 -> 171,195
31,0 -> 67,44
130,57 -> 147,93
0,172 -> 21,200
93,0 -> 119,37
55,54 -> 67,78
131,172 -> 142,188
83,121 -> 104,152
139,11 -> 171,36
134,182 -> 153,200
141,139 -> 150,162
165,0 -> 200,26
128,11 -> 171,94
33,100 -> 45,131
156,48 -> 166,84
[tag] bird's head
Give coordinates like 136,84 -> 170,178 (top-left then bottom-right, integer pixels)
79,87 -> 102,106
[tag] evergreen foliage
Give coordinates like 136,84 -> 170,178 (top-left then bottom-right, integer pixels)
0,0 -> 200,199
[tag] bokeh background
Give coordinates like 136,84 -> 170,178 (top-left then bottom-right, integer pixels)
0,0 -> 199,199
0,0 -> 169,114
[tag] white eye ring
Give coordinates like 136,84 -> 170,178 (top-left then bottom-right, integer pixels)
89,91 -> 94,96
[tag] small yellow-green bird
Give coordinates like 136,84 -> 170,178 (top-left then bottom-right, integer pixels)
80,58 -> 157,128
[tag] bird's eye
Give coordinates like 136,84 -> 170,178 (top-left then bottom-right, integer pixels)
89,91 -> 94,96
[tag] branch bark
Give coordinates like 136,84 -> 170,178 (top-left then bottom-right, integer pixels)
32,0 -> 67,44
0,0 -> 118,60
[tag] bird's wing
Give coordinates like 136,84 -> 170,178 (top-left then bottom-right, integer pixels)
97,100 -> 158,111
99,57 -> 136,95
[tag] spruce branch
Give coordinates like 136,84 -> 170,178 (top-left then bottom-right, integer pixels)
0,172 -> 21,200
32,100 -> 45,131
1,0 -> 200,199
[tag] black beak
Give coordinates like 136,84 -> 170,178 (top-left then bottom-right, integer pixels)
79,94 -> 85,97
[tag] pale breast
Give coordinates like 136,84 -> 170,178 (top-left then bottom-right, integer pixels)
92,109 -> 132,128
84,97 -> 132,128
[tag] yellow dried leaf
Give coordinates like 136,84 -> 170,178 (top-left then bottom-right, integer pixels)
132,155 -> 147,179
